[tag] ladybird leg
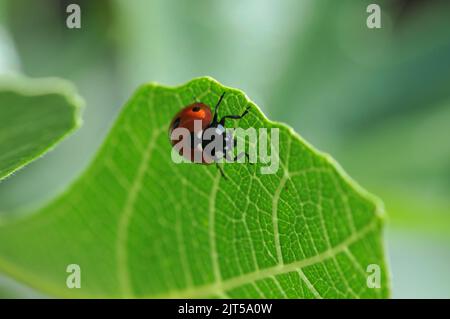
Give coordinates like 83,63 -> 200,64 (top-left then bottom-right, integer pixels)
231,136 -> 253,164
212,92 -> 226,125
219,106 -> 250,126
215,162 -> 228,180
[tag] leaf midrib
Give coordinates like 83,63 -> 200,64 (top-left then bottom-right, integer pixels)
115,86 -> 165,296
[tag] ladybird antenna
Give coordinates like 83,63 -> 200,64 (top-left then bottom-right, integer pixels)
213,92 -> 226,123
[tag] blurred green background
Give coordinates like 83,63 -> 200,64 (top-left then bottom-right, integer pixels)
0,0 -> 449,298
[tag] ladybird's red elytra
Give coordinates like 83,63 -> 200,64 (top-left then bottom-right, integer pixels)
168,102 -> 212,137
168,93 -> 250,176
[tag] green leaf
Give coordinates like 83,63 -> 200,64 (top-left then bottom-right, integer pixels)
0,76 -> 83,181
0,77 -> 390,298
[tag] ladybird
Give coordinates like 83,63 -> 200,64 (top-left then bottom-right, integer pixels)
168,92 -> 249,177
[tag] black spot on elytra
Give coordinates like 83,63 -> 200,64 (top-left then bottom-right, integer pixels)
172,117 -> 181,129
192,106 -> 200,112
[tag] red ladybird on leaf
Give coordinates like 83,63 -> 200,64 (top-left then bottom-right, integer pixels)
168,93 -> 250,177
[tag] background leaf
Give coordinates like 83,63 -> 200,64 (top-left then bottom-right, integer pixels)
0,76 -> 83,181
0,77 -> 389,298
